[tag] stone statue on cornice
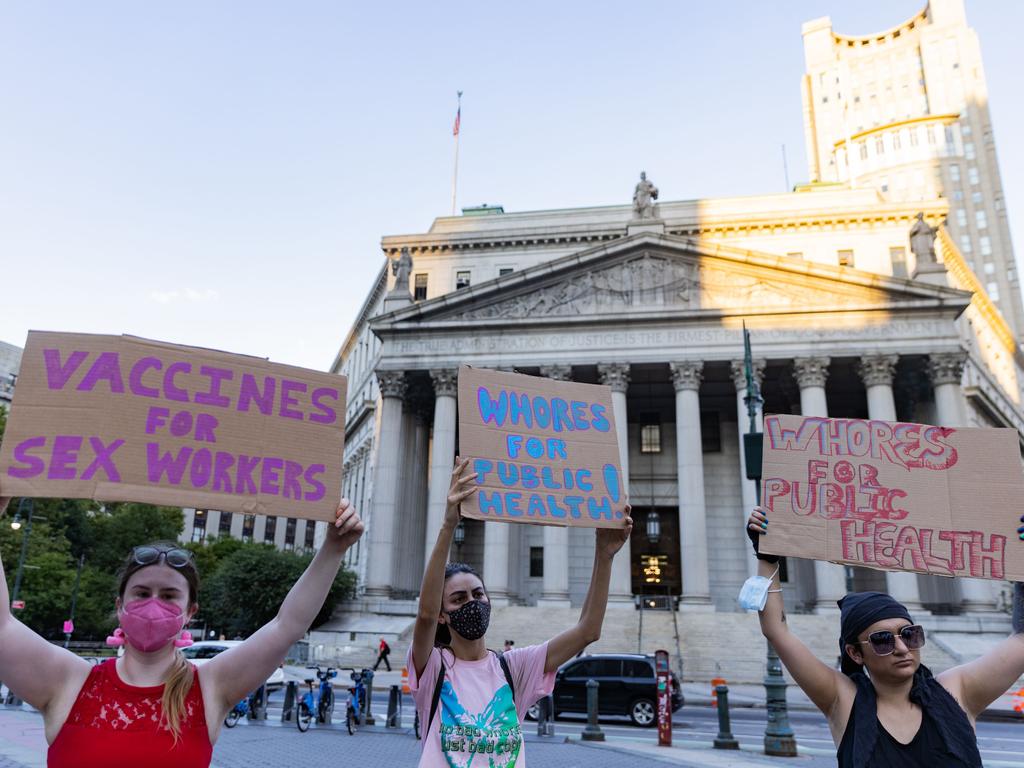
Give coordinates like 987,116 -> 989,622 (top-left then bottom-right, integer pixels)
909,212 -> 938,265
632,171 -> 659,220
390,247 -> 413,294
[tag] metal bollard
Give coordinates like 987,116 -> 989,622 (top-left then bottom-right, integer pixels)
362,669 -> 376,725
535,694 -> 555,737
713,685 -> 739,750
580,679 -> 605,742
281,681 -> 297,722
321,686 -> 333,725
386,685 -> 401,728
248,684 -> 268,721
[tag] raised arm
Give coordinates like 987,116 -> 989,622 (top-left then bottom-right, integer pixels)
410,458 -> 476,678
747,507 -> 852,720
544,508 -> 632,674
939,579 -> 1024,719
201,500 -> 363,715
0,496 -> 91,713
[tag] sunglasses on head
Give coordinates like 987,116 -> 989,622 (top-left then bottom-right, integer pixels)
131,545 -> 194,569
855,624 -> 926,656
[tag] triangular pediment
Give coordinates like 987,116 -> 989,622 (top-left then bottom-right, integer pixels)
372,233 -> 970,328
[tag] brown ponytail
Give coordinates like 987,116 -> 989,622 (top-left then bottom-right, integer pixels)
161,650 -> 194,741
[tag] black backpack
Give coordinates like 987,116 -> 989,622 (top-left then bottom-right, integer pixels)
427,650 -> 515,733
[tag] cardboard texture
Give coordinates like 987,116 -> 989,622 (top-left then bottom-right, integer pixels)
0,331 -> 347,522
759,413 -> 1024,581
456,366 -> 626,529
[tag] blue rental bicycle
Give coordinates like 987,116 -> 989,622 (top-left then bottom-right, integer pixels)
345,668 -> 370,735
295,666 -> 337,732
224,696 -> 249,728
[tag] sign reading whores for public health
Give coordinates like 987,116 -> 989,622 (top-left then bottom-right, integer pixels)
457,366 -> 626,529
759,413 -> 1024,581
0,332 -> 347,522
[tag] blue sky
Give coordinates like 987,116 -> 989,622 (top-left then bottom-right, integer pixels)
2,1 -> 1021,371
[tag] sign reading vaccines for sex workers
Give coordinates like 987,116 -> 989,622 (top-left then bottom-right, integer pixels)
0,331 -> 347,522
759,413 -> 1024,581
457,366 -> 626,529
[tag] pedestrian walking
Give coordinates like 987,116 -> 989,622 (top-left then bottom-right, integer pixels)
374,637 -> 392,671
408,457 -> 632,767
0,495 -> 363,768
504,639 -> 514,652
745,507 -> 1024,767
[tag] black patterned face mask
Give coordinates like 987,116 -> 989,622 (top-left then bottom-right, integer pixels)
446,599 -> 491,641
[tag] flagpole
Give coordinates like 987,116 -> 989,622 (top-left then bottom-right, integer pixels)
451,91 -> 462,216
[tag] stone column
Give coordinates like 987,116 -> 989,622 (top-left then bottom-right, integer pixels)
410,410 -> 430,577
483,524 -> 511,607
365,370 -> 406,598
731,358 -> 766,578
793,357 -> 846,613
928,351 -> 994,611
670,361 -> 712,609
858,354 -> 924,611
598,363 -> 634,607
424,369 -> 459,566
539,364 -> 572,607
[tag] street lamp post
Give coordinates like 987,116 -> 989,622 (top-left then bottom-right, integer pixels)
741,325 -> 797,758
64,554 -> 86,649
10,499 -> 35,609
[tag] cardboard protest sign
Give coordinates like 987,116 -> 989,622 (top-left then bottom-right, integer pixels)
457,366 -> 626,529
0,331 -> 346,522
759,413 -> 1024,581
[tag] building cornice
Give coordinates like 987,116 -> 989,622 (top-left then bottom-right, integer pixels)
830,6 -> 928,47
833,114 -> 960,148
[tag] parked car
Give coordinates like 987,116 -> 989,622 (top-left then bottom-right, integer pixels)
180,641 -> 285,689
528,653 -> 684,727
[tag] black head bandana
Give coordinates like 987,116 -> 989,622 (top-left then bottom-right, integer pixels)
837,591 -> 912,676
446,600 -> 491,641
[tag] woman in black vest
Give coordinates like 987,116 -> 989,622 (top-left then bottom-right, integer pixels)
746,507 -> 1024,767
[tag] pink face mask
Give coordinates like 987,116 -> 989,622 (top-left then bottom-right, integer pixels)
113,598 -> 189,653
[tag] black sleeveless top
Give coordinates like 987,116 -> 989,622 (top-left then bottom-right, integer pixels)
836,666 -> 981,768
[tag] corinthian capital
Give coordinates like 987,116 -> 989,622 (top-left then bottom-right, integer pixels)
857,354 -> 899,388
927,350 -> 968,386
376,369 -> 407,399
539,364 -> 572,381
430,368 -> 458,397
730,359 -> 766,392
597,363 -> 631,394
670,361 -> 704,392
793,357 -> 831,389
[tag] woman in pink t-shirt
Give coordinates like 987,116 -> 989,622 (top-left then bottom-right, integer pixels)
408,457 -> 633,768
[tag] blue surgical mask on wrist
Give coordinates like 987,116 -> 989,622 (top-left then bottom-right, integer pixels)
737,566 -> 782,612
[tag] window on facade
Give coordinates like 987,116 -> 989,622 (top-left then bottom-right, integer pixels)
961,123 -> 972,136
987,282 -> 1001,302
968,167 -> 979,185
498,267 -> 514,276
980,236 -> 992,256
964,142 -> 975,160
640,423 -> 662,454
837,249 -> 855,267
242,514 -> 255,542
892,132 -> 901,150
859,143 -> 868,161
284,517 -> 297,550
971,191 -> 983,205
219,511 -> 233,537
909,127 -> 919,147
786,252 -> 803,260
264,515 -> 277,543
191,509 -> 207,543
926,125 -> 936,144
455,270 -> 471,290
955,209 -> 968,227
983,262 -> 995,275
880,176 -> 889,192
529,547 -> 544,578
413,273 -> 428,301
890,247 -> 908,278
305,521 -> 317,550
959,235 -> 973,253
949,164 -> 961,182
976,210 -> 988,230
952,190 -> 963,201
875,136 -> 885,154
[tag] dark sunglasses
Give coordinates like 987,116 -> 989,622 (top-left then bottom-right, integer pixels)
856,624 -> 926,656
131,545 -> 194,569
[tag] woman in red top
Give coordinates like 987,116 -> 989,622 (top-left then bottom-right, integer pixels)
0,496 -> 363,767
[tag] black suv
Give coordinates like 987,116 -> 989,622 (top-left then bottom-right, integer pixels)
529,653 -> 684,726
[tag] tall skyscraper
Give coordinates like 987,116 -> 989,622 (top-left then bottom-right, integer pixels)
801,0 -> 1023,333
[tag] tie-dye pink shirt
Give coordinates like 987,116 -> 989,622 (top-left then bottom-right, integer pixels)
407,643 -> 555,768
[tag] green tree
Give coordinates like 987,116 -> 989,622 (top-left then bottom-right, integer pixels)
202,544 -> 355,638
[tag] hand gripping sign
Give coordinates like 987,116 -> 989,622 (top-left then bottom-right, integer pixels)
457,366 -> 626,528
759,414 -> 1024,581
0,332 -> 346,522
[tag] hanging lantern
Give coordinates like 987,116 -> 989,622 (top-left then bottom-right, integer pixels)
646,510 -> 661,544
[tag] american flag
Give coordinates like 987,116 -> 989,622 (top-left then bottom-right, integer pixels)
453,104 -> 461,137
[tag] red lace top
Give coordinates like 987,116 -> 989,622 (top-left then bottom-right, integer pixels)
48,658 -> 213,768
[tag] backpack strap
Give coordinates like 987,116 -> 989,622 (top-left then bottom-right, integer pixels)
427,657 -> 446,733
492,650 -> 516,705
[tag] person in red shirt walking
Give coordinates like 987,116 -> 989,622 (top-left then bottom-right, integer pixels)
374,637 -> 392,671
0,496 -> 363,768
